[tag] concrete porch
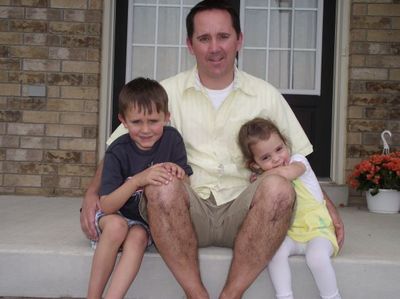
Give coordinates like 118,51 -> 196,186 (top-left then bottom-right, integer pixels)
0,195 -> 399,299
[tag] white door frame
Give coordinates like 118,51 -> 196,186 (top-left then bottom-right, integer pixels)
98,0 -> 350,184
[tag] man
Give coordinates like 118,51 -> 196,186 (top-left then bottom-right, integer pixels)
81,1 -> 344,298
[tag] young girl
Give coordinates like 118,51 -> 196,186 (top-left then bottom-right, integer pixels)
238,117 -> 341,299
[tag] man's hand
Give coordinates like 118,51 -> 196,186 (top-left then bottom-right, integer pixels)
324,193 -> 345,249
80,192 -> 100,240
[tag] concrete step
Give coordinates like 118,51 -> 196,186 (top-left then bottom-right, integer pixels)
0,195 -> 399,299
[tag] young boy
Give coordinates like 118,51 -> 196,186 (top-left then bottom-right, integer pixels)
87,77 -> 192,299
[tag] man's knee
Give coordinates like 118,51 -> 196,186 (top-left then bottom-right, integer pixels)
145,178 -> 189,209
255,174 -> 295,211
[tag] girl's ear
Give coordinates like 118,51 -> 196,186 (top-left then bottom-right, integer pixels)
164,112 -> 171,124
118,113 -> 128,128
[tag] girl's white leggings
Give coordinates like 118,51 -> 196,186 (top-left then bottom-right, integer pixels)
268,236 -> 341,299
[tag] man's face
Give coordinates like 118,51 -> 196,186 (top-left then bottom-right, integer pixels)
118,102 -> 170,151
187,9 -> 243,89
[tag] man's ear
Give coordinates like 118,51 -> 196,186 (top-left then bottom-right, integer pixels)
186,37 -> 194,55
118,113 -> 127,128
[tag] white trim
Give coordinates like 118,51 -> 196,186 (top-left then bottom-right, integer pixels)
98,0 -> 116,160
331,0 -> 350,184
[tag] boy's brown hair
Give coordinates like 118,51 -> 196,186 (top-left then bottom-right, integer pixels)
118,77 -> 169,117
238,117 -> 290,169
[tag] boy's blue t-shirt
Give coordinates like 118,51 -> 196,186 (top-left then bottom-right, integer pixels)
100,126 -> 192,221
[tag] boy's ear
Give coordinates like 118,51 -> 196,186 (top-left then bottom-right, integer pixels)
118,113 -> 127,128
164,112 -> 171,124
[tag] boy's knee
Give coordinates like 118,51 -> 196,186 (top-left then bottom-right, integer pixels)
102,216 -> 129,243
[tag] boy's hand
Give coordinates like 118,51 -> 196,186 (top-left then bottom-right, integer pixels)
134,163 -> 174,186
162,162 -> 185,179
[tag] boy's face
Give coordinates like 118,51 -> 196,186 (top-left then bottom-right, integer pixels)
186,9 -> 243,89
118,102 -> 170,151
250,133 -> 291,172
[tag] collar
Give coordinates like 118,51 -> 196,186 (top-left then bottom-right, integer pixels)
183,65 -> 255,97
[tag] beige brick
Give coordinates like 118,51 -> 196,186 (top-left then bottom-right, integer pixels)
46,124 -> 82,137
367,30 -> 400,42
350,67 -> 388,80
9,20 -> 47,33
84,74 -> 100,87
348,119 -> 385,132
15,187 -> 56,196
47,98 -> 84,111
20,136 -> 58,149
9,46 -> 48,59
0,32 -> 23,45
47,74 -> 83,86
62,61 -> 99,73
44,150 -> 81,163
50,0 -> 88,9
368,4 -> 400,17
347,132 -> 362,144
49,47 -> 87,60
0,7 -> 24,18
393,17 -> 400,29
58,176 -> 80,188
87,23 -> 101,35
0,110 -> 22,122
7,123 -> 44,135
58,164 -> 96,176
15,97 -> 46,110
13,0 -> 48,7
0,135 -> 19,148
61,86 -> 99,99
41,174 -> 58,187
63,9 -> 85,22
389,69 -> 400,80
23,59 -> 60,71
55,188 -> 84,196
22,110 -> 59,123
351,16 -> 391,29
351,29 -> 367,41
84,100 -> 98,113
0,58 -> 20,70
0,83 -> 20,96
61,36 -> 100,48
8,72 -> 46,84
348,106 -> 364,118
89,0 -> 102,10
366,81 -> 400,93
80,176 -> 93,189
4,174 -> 41,187
6,149 -> 43,161
87,49 -> 100,61
47,86 -> 60,97
0,123 -> 6,134
82,126 -> 97,138
60,112 -> 97,125
365,107 -> 388,119
49,22 -> 86,34
25,8 -> 63,20
353,3 -> 367,16
82,151 -> 96,164
18,162 -> 58,174
349,55 -> 365,67
366,55 -> 400,67
59,138 -> 96,151
23,33 -> 48,45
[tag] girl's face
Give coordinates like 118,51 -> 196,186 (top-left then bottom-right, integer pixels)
250,132 -> 291,172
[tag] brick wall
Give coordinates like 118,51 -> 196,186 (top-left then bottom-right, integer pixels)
347,0 -> 400,205
0,0 -> 102,196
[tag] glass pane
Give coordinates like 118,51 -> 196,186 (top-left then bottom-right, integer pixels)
181,50 -> 196,72
294,11 -> 317,49
132,47 -> 154,79
158,7 -> 180,44
156,47 -> 179,81
295,0 -> 317,8
271,0 -> 293,8
134,0 -> 156,4
242,49 -> 266,79
270,10 -> 292,48
268,50 -> 290,89
244,9 -> 268,47
133,6 -> 156,44
183,0 -> 199,5
293,51 -> 315,89
159,0 -> 179,4
246,0 -> 269,6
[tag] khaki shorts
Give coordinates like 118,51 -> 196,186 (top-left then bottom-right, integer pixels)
139,180 -> 262,248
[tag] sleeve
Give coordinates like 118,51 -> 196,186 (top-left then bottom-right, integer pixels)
106,124 -> 128,146
171,131 -> 193,176
99,150 -> 125,196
